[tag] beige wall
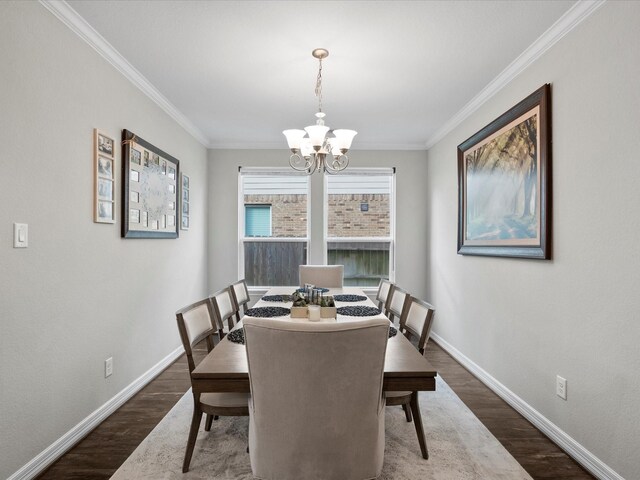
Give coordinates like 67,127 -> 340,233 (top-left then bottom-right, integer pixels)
425,2 -> 640,479
208,150 -> 428,295
0,2 -> 208,478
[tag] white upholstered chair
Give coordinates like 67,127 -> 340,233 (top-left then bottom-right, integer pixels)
210,286 -> 237,338
229,278 -> 251,323
244,317 -> 389,480
175,298 -> 249,472
375,279 -> 394,311
385,284 -> 409,323
385,296 -> 436,459
299,264 -> 344,288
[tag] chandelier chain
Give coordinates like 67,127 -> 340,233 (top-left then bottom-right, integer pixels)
315,57 -> 323,113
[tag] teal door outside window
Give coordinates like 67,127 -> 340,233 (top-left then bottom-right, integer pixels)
245,205 -> 272,237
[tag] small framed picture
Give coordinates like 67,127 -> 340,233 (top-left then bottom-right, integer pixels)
168,201 -> 175,210
130,170 -> 140,182
95,129 -> 114,158
152,153 -> 160,165
180,172 -> 190,231
131,148 -> 141,165
98,178 -> 113,200
168,184 -> 175,193
141,211 -> 148,227
94,128 -> 115,223
167,214 -> 175,226
130,191 -> 139,203
144,150 -> 150,167
98,201 -> 113,222
161,160 -> 167,175
97,156 -> 113,177
168,166 -> 176,180
130,209 -> 140,223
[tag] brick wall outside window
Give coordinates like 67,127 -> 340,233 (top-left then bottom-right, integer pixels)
244,193 -> 389,238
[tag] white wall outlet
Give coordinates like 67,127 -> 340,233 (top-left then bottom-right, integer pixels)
556,375 -> 567,400
105,357 -> 113,378
13,223 -> 28,248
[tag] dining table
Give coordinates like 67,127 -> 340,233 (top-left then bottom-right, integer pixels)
192,286 -> 437,394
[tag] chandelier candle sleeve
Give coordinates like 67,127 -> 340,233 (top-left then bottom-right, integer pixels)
283,48 -> 357,175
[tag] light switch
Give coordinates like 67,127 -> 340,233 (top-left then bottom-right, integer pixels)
14,223 -> 28,248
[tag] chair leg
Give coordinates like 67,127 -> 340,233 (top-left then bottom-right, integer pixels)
409,392 -> 428,459
402,403 -> 412,422
183,405 -> 203,473
205,414 -> 214,431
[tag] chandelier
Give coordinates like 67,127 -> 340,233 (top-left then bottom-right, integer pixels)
283,48 -> 357,175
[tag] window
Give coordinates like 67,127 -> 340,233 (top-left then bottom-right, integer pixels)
239,169 -> 309,287
245,205 -> 271,237
325,169 -> 395,287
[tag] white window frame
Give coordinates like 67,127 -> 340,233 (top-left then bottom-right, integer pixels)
323,168 -> 396,290
238,167 -> 310,290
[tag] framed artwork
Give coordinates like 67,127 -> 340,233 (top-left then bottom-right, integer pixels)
181,173 -> 190,230
457,84 -> 551,259
94,128 -> 115,223
121,129 -> 179,238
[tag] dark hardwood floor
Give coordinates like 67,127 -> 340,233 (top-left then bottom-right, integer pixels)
37,340 -> 593,479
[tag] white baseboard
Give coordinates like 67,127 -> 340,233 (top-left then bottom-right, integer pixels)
430,333 -> 624,480
8,345 -> 185,480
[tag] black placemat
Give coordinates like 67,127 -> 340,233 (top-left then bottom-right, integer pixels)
336,306 -> 382,317
226,326 -> 396,345
245,306 -> 291,318
297,287 -> 330,293
261,294 -> 293,302
333,294 -> 368,302
226,328 -> 245,344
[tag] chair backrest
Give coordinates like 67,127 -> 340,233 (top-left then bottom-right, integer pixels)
375,279 -> 394,310
399,296 -> 436,355
244,318 -> 389,480
210,287 -> 236,334
175,298 -> 217,373
386,285 -> 410,323
230,279 -> 251,321
299,264 -> 344,288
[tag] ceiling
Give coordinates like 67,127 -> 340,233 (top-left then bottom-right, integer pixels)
66,0 -> 577,150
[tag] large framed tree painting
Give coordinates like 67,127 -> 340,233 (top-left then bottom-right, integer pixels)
457,84 -> 551,259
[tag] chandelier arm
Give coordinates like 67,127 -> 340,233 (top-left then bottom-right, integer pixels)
324,154 -> 349,174
289,153 -> 313,173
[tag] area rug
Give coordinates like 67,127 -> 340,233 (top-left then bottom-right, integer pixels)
110,377 -> 532,479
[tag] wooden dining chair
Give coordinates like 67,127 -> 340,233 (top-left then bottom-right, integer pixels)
210,286 -> 237,339
244,317 -> 389,480
299,264 -> 344,288
385,295 -> 436,460
229,278 -> 251,323
175,298 -> 249,472
385,284 -> 410,323
375,279 -> 394,311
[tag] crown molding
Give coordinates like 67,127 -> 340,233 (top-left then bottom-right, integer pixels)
39,0 -> 210,147
425,0 -> 606,150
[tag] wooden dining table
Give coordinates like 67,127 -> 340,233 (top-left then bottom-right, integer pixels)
191,286 -> 437,459
192,287 -> 437,393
